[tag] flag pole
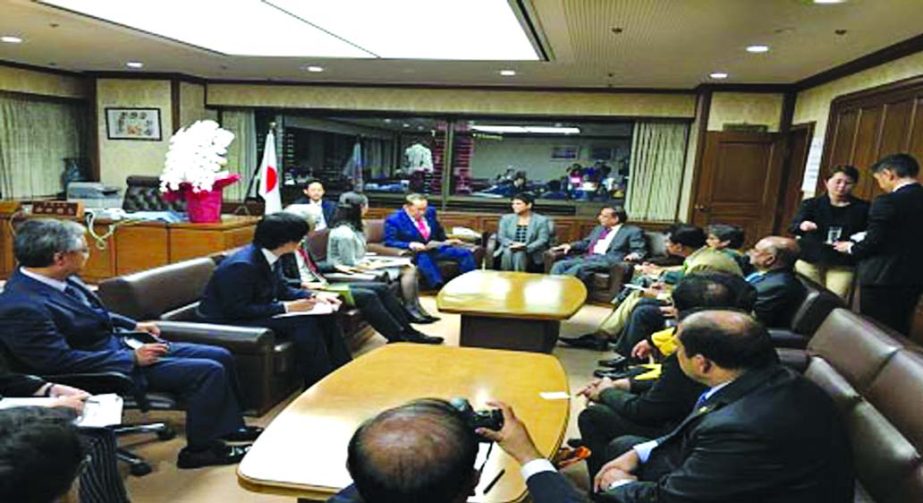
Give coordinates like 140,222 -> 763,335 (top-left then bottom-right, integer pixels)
244,121 -> 275,201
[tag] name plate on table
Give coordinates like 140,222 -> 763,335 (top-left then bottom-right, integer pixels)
33,200 -> 85,218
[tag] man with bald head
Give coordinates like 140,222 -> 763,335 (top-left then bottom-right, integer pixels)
330,398 -> 584,503
593,310 -> 853,503
745,236 -> 806,327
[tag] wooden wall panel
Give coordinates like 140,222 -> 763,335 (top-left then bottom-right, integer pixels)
852,107 -> 884,198
114,225 -> 169,275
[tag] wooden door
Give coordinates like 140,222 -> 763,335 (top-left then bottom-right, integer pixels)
777,124 -> 813,235
692,132 -> 786,247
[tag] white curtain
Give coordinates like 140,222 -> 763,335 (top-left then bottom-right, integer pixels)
625,121 -> 690,221
221,110 -> 257,201
0,95 -> 86,198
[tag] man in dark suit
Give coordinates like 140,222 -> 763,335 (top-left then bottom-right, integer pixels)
0,219 -> 257,469
549,206 -> 646,283
594,310 -> 853,503
745,236 -> 806,328
197,212 -> 352,387
577,273 -> 756,480
383,193 -> 477,288
328,398 -> 586,503
834,153 -> 923,334
288,178 -> 338,231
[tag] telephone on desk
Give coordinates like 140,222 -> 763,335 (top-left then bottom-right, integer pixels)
85,207 -> 128,221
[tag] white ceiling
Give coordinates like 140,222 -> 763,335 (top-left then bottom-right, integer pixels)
2,0 -> 923,89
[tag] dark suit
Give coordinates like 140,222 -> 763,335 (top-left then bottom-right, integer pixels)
601,365 -> 853,503
383,207 -> 476,287
0,269 -> 245,449
850,183 -> 923,333
551,225 -> 646,283
327,470 -> 586,503
292,196 -> 337,229
0,368 -> 45,397
197,244 -> 352,386
579,354 -> 706,477
748,270 -> 806,328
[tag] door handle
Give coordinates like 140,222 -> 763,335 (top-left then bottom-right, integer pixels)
694,204 -> 710,213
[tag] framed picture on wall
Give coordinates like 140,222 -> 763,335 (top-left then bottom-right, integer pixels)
550,145 -> 580,160
590,146 -> 614,161
105,108 -> 162,141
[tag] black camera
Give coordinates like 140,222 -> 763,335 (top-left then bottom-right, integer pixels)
449,397 -> 504,434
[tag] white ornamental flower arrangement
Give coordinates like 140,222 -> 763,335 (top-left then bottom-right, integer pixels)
160,120 -> 238,195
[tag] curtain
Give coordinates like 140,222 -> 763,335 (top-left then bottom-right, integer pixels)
221,110 -> 257,201
0,95 -> 86,198
625,121 -> 689,222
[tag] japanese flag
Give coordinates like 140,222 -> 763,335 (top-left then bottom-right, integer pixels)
257,130 -> 282,214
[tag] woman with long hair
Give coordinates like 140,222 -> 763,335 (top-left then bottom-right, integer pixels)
327,192 -> 438,323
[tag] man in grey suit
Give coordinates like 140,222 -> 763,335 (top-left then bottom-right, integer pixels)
550,206 -> 646,283
495,193 -> 553,272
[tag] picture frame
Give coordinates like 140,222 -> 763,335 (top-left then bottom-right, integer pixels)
550,145 -> 580,160
105,107 -> 162,141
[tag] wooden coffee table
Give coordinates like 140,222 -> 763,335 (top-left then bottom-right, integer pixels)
238,343 -> 570,502
437,270 -> 588,353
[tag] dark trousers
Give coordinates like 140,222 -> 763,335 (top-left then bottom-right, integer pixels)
860,285 -> 923,335
613,298 -> 667,358
237,315 -> 352,388
415,246 -> 477,287
78,427 -> 130,503
137,342 -> 244,448
348,282 -> 411,342
578,404 -> 667,479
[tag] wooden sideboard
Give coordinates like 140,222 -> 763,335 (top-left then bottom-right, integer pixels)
0,213 -> 258,283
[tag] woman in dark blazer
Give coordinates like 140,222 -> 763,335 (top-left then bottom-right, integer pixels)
494,193 -> 552,272
790,165 -> 869,299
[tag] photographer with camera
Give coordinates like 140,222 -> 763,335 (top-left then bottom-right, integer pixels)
327,398 -> 585,503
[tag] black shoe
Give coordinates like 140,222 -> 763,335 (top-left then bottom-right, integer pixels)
566,438 -> 585,448
177,443 -> 250,469
404,331 -> 444,345
559,334 -> 609,351
593,368 -> 623,379
222,425 -> 263,442
598,355 -> 628,369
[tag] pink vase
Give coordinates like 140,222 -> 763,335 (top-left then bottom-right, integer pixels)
184,186 -> 224,223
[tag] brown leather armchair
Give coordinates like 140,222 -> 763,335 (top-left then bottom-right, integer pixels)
779,308 -> 923,502
97,257 -> 296,416
543,230 -> 667,304
768,275 -> 845,349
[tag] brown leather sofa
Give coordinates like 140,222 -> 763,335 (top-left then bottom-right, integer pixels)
782,308 -> 923,502
97,258 -> 296,416
543,230 -> 667,303
361,219 -> 485,285
769,274 -> 845,349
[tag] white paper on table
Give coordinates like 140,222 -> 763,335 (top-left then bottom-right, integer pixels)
0,393 -> 123,427
539,391 -> 570,400
850,231 -> 867,242
273,301 -> 339,318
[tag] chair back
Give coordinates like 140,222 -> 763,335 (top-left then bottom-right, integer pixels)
97,257 -> 216,321
787,275 -> 845,335
307,228 -> 331,262
645,231 -> 667,257
364,219 -> 386,244
122,176 -> 185,212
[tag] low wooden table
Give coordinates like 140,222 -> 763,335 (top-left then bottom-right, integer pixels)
238,343 -> 570,502
437,270 -> 588,353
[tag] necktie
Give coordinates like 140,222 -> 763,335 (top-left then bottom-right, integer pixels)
693,390 -> 709,410
415,217 -> 430,241
64,284 -> 90,307
587,227 -> 611,255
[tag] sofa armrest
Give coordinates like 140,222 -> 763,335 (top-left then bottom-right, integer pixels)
777,348 -> 810,373
768,329 -> 810,349
44,372 -> 136,395
605,262 -> 632,292
366,243 -> 412,257
544,249 -> 567,273
155,321 -> 275,355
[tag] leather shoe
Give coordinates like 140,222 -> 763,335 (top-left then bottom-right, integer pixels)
222,425 -> 263,442
404,331 -> 444,345
598,355 -> 628,369
566,438 -> 585,448
177,443 -> 250,469
559,334 -> 609,351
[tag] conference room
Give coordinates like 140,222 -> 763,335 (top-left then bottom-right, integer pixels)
1,0 -> 923,502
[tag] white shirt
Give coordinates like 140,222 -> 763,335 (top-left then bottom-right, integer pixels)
520,458 -> 556,481
592,224 -> 621,255
405,143 -> 433,171
284,201 -> 326,230
892,179 -> 918,193
261,248 -> 280,268
19,267 -> 68,292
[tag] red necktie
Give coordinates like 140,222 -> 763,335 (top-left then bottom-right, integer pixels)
415,217 -> 430,241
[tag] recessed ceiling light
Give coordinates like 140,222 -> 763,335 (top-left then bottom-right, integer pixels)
1,36 -> 23,44
304,65 -> 324,72
126,61 -> 144,69
813,0 -> 846,4
746,45 -> 769,53
499,69 -> 516,76
402,123 -> 410,128
709,72 -> 729,79
383,119 -> 392,123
